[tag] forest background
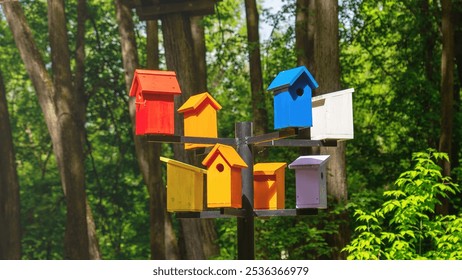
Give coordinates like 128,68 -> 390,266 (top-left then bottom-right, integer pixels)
1,0 -> 462,260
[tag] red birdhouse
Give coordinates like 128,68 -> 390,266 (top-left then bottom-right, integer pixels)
129,69 -> 182,135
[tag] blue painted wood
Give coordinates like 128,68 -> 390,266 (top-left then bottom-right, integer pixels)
267,66 -> 319,130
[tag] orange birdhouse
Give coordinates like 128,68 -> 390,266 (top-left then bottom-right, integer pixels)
129,69 -> 181,135
178,92 -> 222,149
253,163 -> 287,210
202,144 -> 248,208
160,157 -> 206,212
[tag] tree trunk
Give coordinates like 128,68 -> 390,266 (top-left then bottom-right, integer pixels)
295,0 -> 316,148
316,0 -> 349,260
75,0 -> 102,260
161,13 -> 219,260
3,0 -> 92,259
453,0 -> 462,173
114,0 -> 180,260
191,16 -> 208,91
295,0 -> 315,70
146,18 -> 180,260
75,0 -> 87,133
455,3 -> 462,95
0,71 -> 21,260
189,15 -> 221,258
244,0 -> 268,149
47,0 -> 89,259
420,0 -> 439,148
295,0 -> 350,259
146,20 -> 160,70
437,0 -> 455,215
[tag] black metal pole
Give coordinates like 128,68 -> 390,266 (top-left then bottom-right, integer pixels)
235,122 -> 255,260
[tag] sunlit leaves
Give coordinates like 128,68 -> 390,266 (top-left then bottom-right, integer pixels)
340,0 -> 443,191
344,150 -> 462,259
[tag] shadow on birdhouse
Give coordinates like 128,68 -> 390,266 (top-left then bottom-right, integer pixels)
288,155 -> 330,209
178,92 -> 222,149
160,157 -> 206,212
267,66 -> 318,130
253,162 -> 287,210
129,69 -> 181,135
202,144 -> 248,208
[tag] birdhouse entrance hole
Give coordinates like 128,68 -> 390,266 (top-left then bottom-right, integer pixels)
296,88 -> 304,96
216,163 -> 224,172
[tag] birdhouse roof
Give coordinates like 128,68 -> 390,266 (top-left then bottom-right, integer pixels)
177,92 -> 222,113
288,155 -> 330,169
254,162 -> 287,176
160,157 -> 207,174
267,66 -> 319,92
202,144 -> 248,169
129,69 -> 182,97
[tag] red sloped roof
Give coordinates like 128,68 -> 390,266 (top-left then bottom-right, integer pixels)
129,69 -> 182,97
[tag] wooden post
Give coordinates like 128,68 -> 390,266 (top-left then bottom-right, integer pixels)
235,122 -> 255,260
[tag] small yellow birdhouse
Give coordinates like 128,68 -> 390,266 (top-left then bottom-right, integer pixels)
160,157 -> 207,212
202,144 -> 248,208
253,162 -> 287,210
178,92 -> 222,149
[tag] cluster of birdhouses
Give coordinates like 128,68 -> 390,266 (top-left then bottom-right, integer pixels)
266,66 -> 354,138
129,66 -> 354,213
160,152 -> 330,211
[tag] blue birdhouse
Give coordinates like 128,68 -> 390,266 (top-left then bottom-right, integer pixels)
267,66 -> 319,130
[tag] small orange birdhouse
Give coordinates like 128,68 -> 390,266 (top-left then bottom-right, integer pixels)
202,144 -> 248,208
160,157 -> 206,212
178,92 -> 222,149
253,162 -> 287,210
129,69 -> 181,135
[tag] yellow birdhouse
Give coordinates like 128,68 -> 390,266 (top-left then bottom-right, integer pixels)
202,144 -> 248,208
253,163 -> 287,210
178,92 -> 222,149
160,157 -> 206,212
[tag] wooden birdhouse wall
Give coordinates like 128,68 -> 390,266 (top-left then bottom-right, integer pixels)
161,157 -> 206,212
178,92 -> 221,149
273,76 -> 313,129
289,155 -> 329,209
268,66 -> 318,130
311,88 -> 354,140
145,94 -> 175,134
183,101 -> 219,149
129,69 -> 181,135
135,97 -> 148,135
206,154 -> 242,208
253,163 -> 286,210
184,101 -> 218,136
294,167 -> 327,209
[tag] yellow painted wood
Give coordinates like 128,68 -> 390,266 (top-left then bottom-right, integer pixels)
253,162 -> 287,210
178,92 -> 222,112
202,144 -> 247,168
206,154 -> 233,208
202,144 -> 247,208
178,92 -> 222,149
160,157 -> 206,212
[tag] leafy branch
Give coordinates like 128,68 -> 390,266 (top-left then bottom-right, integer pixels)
343,149 -> 462,260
